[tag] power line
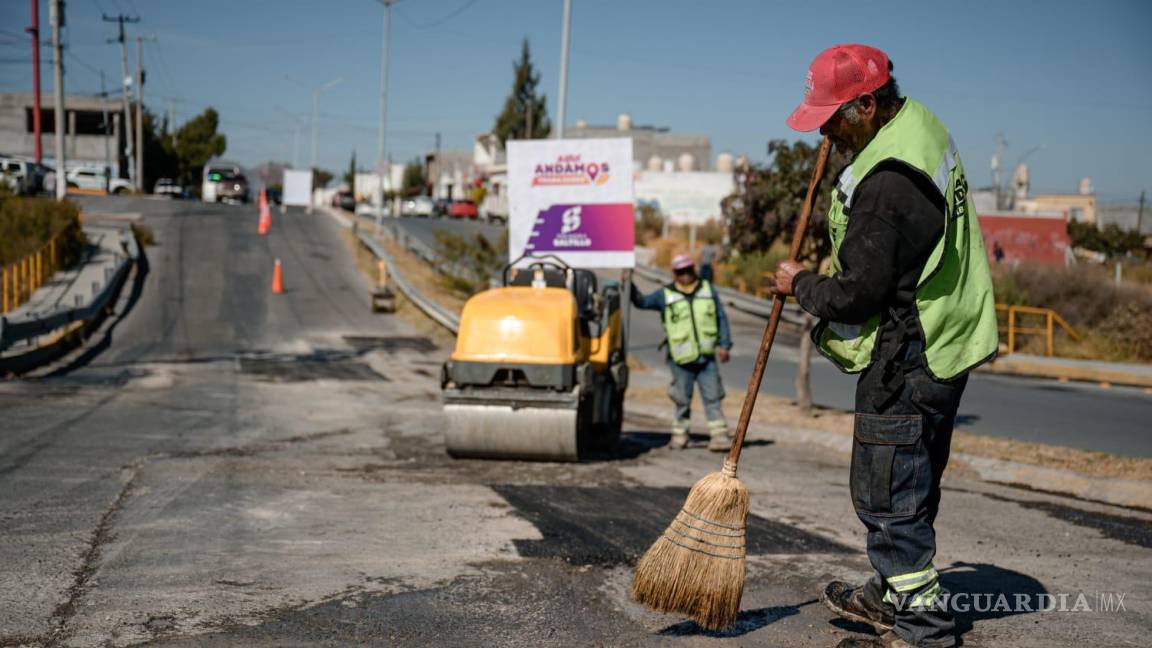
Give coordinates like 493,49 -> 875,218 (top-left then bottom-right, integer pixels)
396,0 -> 479,29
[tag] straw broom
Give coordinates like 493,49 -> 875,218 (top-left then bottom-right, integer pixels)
632,136 -> 833,630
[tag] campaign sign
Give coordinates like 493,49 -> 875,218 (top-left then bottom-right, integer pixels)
507,138 -> 634,268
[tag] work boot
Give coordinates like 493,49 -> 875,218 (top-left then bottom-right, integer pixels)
707,421 -> 731,452
668,425 -> 690,449
833,632 -> 913,648
822,581 -> 896,634
707,433 -> 732,452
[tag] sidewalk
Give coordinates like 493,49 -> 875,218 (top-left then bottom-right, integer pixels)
0,225 -> 132,358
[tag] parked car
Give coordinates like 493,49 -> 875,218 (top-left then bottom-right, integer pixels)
449,199 -> 479,219
154,178 -> 184,198
402,196 -> 434,217
1,157 -> 35,194
331,190 -> 356,212
432,198 -> 452,218
66,167 -> 133,194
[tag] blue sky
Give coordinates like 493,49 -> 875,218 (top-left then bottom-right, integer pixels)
2,0 -> 1149,201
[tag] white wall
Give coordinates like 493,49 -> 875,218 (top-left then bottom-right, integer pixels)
633,171 -> 734,224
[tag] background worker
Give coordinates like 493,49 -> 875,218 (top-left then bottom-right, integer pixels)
773,45 -> 998,648
632,253 -> 733,451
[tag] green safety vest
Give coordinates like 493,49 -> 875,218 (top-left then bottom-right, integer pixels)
663,280 -> 719,364
816,98 -> 998,380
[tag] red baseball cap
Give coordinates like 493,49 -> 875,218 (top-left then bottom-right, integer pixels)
786,44 -> 891,132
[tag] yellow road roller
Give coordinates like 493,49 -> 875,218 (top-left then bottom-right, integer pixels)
440,255 -> 628,461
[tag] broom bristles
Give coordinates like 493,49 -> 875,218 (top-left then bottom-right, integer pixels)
632,461 -> 749,630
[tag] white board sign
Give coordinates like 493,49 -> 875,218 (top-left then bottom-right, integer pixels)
282,169 -> 313,206
507,138 -> 634,268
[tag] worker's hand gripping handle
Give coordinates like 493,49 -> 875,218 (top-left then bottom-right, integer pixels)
726,136 -> 832,469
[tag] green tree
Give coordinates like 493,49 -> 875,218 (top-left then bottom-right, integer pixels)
140,109 -> 179,192
401,158 -> 426,197
1068,220 -> 1144,257
345,151 -> 357,196
492,38 -> 551,144
721,139 -> 849,413
312,168 -> 334,189
723,140 -> 849,263
169,107 -> 227,187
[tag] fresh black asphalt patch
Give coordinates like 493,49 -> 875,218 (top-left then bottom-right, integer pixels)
237,355 -> 386,382
492,484 -> 853,566
342,335 -> 437,354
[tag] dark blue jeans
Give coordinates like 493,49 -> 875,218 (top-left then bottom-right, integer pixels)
852,356 -> 968,648
667,356 -> 727,434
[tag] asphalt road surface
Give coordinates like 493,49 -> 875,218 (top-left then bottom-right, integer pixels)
391,216 -> 1152,458
1,198 -> 1149,647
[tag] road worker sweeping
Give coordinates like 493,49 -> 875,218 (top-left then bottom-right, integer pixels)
773,44 -> 998,648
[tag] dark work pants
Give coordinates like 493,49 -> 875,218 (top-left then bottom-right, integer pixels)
852,354 -> 968,647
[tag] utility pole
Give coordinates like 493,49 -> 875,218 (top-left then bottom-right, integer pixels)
100,71 -> 111,192
375,0 -> 393,215
104,13 -> 139,183
303,77 -> 342,213
555,0 -> 572,139
434,131 -> 440,198
134,35 -> 156,193
50,0 -> 65,199
992,132 -> 1005,210
27,0 -> 43,163
1138,190 -> 1146,235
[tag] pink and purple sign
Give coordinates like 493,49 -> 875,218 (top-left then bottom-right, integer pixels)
507,138 -> 635,268
524,204 -> 635,253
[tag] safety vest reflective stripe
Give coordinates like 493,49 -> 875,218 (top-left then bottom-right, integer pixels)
883,582 -> 942,609
887,565 -> 939,592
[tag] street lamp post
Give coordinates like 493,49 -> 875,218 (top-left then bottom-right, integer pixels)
376,0 -> 393,220
290,76 -> 342,213
555,0 -> 572,139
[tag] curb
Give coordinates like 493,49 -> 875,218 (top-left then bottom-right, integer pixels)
980,355 -> 1152,389
0,224 -> 139,376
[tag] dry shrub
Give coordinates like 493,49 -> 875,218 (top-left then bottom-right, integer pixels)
998,262 -> 1152,362
0,188 -> 85,268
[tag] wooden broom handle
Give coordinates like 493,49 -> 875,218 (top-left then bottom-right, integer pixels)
726,136 -> 832,467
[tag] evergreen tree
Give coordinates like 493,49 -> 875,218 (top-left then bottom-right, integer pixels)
345,151 -> 357,196
492,39 -> 551,144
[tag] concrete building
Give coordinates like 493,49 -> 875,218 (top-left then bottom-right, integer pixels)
566,113 -> 712,171
0,92 -> 125,175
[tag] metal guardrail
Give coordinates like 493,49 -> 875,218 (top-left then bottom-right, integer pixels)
0,224 -> 138,354
996,304 -> 1080,357
1,226 -> 73,314
351,221 -> 461,334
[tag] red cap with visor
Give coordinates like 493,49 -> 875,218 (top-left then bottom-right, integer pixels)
786,44 -> 891,132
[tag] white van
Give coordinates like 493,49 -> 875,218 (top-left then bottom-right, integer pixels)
202,161 -> 244,203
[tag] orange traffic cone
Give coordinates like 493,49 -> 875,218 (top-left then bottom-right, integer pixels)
271,258 -> 284,294
258,190 -> 271,235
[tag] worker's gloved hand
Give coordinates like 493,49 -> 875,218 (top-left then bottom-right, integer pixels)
717,348 -> 730,363
771,260 -> 805,297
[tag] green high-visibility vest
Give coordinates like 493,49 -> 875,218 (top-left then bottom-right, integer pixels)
663,280 -> 719,364
815,98 -> 998,380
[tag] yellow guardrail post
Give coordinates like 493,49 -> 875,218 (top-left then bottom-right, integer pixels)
1007,305 -> 1016,354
